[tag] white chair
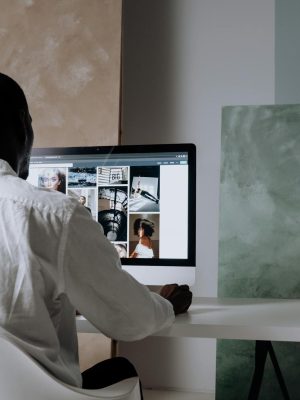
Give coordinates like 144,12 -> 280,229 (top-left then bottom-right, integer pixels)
0,335 -> 141,400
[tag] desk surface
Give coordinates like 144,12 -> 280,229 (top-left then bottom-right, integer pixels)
76,297 -> 300,342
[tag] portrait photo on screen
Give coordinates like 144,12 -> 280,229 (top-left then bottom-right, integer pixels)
68,167 -> 97,187
129,166 -> 160,212
98,186 -> 128,241
68,188 -> 97,220
129,213 -> 159,259
28,167 -> 67,194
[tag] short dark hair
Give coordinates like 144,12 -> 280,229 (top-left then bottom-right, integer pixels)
133,218 -> 155,237
0,73 -> 28,123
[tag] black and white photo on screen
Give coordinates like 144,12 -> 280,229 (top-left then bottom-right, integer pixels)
98,186 -> 128,242
129,166 -> 160,212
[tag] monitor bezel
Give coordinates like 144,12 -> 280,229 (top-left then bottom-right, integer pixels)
31,143 -> 196,267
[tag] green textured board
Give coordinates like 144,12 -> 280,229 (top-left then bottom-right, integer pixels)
217,105 -> 300,399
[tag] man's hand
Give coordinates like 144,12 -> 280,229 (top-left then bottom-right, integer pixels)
160,284 -> 193,315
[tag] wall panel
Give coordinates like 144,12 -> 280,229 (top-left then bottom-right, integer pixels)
0,0 -> 122,147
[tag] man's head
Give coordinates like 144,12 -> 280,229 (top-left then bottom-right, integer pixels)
0,73 -> 34,179
79,196 -> 86,206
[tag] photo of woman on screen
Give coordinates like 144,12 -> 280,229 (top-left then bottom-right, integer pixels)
38,168 -> 66,194
129,218 -> 155,258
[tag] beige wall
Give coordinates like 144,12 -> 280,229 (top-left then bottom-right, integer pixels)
0,0 -> 122,147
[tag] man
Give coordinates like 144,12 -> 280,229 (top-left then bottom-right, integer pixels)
79,195 -> 92,213
0,73 -> 192,393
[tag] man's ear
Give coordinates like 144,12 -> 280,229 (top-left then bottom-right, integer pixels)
18,109 -> 33,149
18,109 -> 28,145
16,108 -> 34,180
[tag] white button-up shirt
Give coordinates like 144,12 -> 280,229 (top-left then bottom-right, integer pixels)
0,159 -> 174,387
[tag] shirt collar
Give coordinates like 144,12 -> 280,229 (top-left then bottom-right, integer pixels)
0,159 -> 18,177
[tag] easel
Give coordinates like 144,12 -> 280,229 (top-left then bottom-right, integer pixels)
248,341 -> 290,400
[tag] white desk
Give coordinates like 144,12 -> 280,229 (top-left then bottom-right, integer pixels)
76,297 -> 300,341
76,297 -> 299,400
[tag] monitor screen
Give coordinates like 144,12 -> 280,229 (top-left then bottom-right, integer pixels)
28,144 -> 196,285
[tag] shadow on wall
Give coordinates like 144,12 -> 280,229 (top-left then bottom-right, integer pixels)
122,0 -> 181,144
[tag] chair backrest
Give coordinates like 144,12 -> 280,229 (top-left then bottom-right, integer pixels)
0,335 -> 141,400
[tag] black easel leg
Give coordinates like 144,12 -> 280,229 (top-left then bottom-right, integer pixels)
247,341 -> 269,400
267,342 -> 290,400
248,341 -> 290,400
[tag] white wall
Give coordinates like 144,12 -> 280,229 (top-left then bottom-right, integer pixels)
120,0 -> 275,393
275,0 -> 300,103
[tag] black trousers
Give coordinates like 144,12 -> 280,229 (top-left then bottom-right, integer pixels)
81,356 -> 143,399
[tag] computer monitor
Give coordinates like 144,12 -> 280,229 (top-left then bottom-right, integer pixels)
28,143 -> 196,285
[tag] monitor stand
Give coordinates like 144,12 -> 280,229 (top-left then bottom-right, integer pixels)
122,265 -> 195,287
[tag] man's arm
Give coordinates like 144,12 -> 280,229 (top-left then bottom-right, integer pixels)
62,204 -> 175,341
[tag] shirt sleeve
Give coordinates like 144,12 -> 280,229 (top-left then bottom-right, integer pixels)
63,204 -> 175,341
